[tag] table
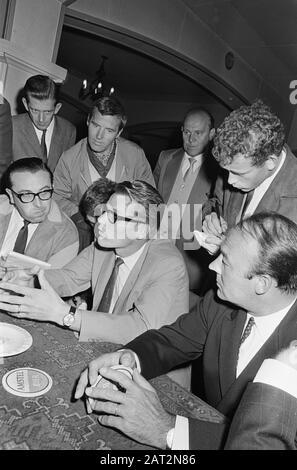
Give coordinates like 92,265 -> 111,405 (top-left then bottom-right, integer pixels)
0,313 -> 226,450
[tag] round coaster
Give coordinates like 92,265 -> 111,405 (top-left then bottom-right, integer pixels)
2,367 -> 53,397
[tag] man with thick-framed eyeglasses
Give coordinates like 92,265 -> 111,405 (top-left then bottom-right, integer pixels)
0,157 -> 78,267
1,179 -> 190,388
12,75 -> 76,172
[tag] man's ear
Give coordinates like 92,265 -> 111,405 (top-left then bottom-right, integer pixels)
54,102 -> 62,114
209,128 -> 216,141
5,188 -> 14,205
265,154 -> 279,171
255,274 -> 273,295
22,97 -> 29,112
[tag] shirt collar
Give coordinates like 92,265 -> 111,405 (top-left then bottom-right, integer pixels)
116,242 -> 148,271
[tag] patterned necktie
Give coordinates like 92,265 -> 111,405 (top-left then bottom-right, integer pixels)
97,257 -> 124,312
183,157 -> 196,181
239,316 -> 255,346
40,129 -> 47,161
241,190 -> 255,219
13,220 -> 30,254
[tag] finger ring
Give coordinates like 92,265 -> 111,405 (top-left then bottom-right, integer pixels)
18,304 -> 21,313
114,405 -> 119,416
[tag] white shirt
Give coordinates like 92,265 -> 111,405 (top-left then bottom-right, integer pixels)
1,207 -> 39,255
109,243 -> 148,313
181,152 -> 204,179
33,118 -> 55,155
241,148 -> 286,219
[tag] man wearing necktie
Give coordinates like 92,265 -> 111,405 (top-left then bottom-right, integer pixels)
203,100 -> 297,255
12,75 -> 76,172
0,180 -> 190,386
72,212 -> 297,450
154,107 -> 218,292
0,158 -> 78,267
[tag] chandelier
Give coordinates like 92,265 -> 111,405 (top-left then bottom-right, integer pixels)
79,55 -> 115,100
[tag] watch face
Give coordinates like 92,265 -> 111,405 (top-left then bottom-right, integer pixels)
63,312 -> 75,327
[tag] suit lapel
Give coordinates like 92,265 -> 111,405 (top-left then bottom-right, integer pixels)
92,249 -> 115,309
162,150 -> 183,202
218,309 -> 246,395
23,115 -> 42,157
48,117 -> 61,170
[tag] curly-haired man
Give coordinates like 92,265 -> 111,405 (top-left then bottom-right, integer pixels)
202,100 -> 297,254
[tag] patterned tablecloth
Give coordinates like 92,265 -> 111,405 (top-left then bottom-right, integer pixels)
0,313 -> 226,450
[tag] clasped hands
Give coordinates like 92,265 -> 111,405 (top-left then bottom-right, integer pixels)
75,349 -> 175,449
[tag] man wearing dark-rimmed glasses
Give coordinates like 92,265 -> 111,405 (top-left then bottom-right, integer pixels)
1,179 -> 190,387
0,157 -> 78,267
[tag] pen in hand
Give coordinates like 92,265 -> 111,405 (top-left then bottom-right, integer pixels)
214,201 -> 225,237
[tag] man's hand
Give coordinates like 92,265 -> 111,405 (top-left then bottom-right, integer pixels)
75,350 -> 137,400
85,367 -> 175,449
202,212 -> 228,254
0,270 -> 68,325
1,265 -> 39,286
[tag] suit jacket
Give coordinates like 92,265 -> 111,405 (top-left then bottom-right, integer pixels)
225,382 -> 297,450
46,238 -> 189,343
53,137 -> 155,218
12,113 -> 76,172
126,290 -> 297,449
0,195 -> 79,267
153,148 -> 218,290
204,146 -> 297,226
0,97 -> 12,178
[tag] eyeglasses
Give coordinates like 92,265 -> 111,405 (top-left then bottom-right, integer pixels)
98,209 -> 146,225
11,188 -> 54,203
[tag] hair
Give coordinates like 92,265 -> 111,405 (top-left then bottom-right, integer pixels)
183,106 -> 215,130
90,96 -> 127,130
79,178 -> 116,218
212,100 -> 285,167
114,180 -> 163,227
3,157 -> 53,189
23,75 -> 59,103
234,212 -> 297,294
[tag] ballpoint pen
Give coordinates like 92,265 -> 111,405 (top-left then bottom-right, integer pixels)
214,200 -> 224,237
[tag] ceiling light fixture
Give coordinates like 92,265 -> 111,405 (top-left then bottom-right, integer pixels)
79,55 -> 115,100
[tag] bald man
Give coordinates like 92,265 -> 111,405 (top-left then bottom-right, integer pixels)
153,107 -> 219,293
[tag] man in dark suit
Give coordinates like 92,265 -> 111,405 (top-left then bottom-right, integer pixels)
225,341 -> 297,450
154,107 -> 218,292
0,94 -> 12,179
202,100 -> 297,255
12,75 -> 76,172
74,212 -> 297,450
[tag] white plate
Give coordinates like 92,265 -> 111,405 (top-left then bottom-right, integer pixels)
0,323 -> 33,357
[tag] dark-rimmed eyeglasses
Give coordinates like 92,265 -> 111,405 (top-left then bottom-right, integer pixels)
11,188 -> 54,204
98,209 -> 146,225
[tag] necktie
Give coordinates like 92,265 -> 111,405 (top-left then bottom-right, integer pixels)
97,257 -> 124,313
239,316 -> 255,346
241,190 -> 254,219
183,157 -> 196,181
13,220 -> 30,254
40,129 -> 47,161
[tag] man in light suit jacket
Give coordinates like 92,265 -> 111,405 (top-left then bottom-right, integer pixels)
73,212 -> 297,450
0,158 -> 78,267
12,75 -> 76,173
53,96 -> 154,250
0,180 -> 189,386
154,107 -> 218,292
0,95 -> 12,178
202,100 -> 297,254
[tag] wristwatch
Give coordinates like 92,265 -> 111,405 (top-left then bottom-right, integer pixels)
63,306 -> 77,328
